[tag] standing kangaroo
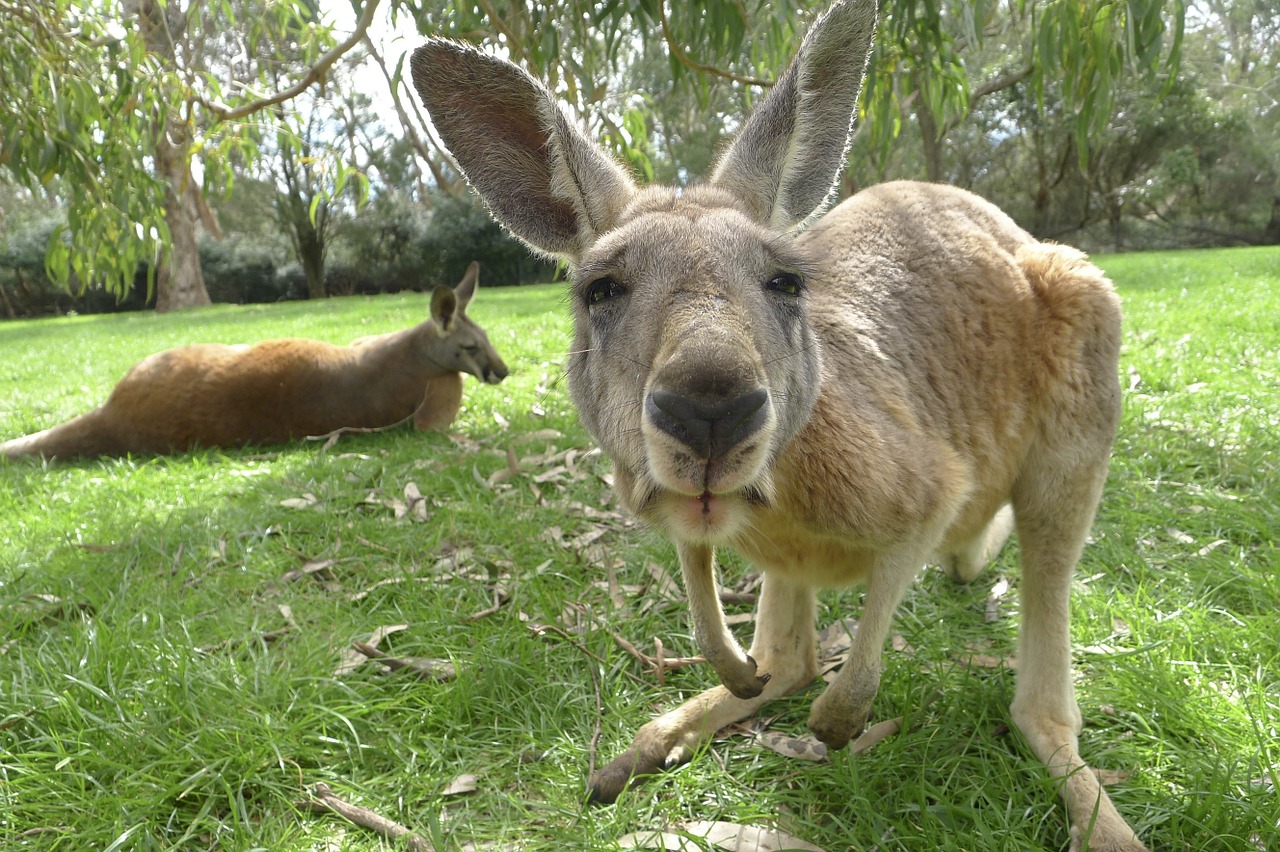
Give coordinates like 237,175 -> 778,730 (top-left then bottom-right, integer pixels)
2,262 -> 508,461
411,2 -> 1141,849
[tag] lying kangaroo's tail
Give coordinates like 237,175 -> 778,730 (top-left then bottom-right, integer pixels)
1,409 -> 121,461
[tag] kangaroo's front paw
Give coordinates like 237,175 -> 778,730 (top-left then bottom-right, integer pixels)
714,653 -> 771,699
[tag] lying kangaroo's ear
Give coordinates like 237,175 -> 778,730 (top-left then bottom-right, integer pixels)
454,261 -> 479,311
410,41 -> 637,263
431,284 -> 457,332
711,0 -> 877,230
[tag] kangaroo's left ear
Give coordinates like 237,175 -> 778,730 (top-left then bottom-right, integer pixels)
431,284 -> 458,332
710,0 -> 877,231
454,261 -> 479,311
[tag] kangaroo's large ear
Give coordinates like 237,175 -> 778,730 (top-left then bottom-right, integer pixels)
710,0 -> 877,230
453,260 -> 479,311
410,41 -> 637,263
431,284 -> 457,332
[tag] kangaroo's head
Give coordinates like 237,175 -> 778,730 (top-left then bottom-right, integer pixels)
426,261 -> 509,385
410,0 -> 875,542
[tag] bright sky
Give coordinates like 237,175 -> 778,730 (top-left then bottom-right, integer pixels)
320,0 -> 423,118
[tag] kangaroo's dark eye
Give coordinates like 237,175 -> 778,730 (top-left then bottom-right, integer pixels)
586,277 -> 625,306
766,272 -> 804,296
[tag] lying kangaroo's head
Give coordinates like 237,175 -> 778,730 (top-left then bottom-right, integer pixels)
411,0 -> 875,541
425,261 -> 509,385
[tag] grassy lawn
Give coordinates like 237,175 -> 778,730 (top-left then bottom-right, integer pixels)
1,246 -> 1277,851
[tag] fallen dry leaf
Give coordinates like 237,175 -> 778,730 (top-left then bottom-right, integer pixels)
404,482 -> 429,521
511,428 -> 565,445
754,730 -> 829,762
352,643 -> 458,682
280,493 -> 319,510
850,717 -> 902,754
334,624 -> 408,676
1093,767 -> 1132,786
280,558 -> 338,583
958,652 -> 1016,669
442,773 -> 479,797
1196,539 -> 1229,557
619,820 -> 824,852
645,562 -> 682,601
818,617 -> 860,657
12,594 -> 94,626
985,576 -> 1011,623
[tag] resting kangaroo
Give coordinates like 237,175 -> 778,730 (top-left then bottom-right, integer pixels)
1,262 -> 508,461
411,2 -> 1139,849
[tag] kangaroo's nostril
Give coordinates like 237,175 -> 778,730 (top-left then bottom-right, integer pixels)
647,387 -> 768,459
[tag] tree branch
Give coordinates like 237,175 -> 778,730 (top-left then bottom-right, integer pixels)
199,0 -> 381,122
362,35 -> 463,197
656,0 -> 773,89
941,64 -> 1034,136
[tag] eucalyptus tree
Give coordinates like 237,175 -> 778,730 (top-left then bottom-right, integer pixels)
392,0 -> 1186,188
0,0 -> 379,311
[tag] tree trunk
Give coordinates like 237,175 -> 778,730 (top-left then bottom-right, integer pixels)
299,227 -> 327,300
918,106 -> 944,183
131,0 -> 213,313
1264,195 -> 1280,245
153,120 -> 212,312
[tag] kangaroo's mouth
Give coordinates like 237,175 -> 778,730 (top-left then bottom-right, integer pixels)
638,482 -> 770,544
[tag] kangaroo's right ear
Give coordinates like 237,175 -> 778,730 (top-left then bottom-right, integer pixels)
453,260 -> 479,311
410,41 -> 637,263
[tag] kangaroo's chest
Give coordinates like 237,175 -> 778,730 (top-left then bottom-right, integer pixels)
735,515 -> 879,587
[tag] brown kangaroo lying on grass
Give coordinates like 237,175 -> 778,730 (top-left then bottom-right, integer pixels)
411,1 -> 1141,849
1,262 -> 508,461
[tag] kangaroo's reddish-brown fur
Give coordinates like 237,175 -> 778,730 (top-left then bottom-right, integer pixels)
2,262 -> 508,461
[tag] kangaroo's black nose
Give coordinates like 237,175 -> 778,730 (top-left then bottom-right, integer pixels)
646,387 -> 768,458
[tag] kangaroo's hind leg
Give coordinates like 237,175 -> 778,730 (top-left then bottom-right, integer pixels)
1011,447 -> 1145,852
942,503 -> 1015,583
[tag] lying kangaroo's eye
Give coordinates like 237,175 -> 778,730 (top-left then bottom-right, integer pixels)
766,272 -> 804,296
586,277 -> 625,306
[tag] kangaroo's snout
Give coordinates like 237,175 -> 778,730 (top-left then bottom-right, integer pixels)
647,387 -> 768,459
484,361 -> 509,385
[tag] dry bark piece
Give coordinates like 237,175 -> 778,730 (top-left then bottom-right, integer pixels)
299,782 -> 431,851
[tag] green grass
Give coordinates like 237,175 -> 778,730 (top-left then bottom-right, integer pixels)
2,246 -> 1278,851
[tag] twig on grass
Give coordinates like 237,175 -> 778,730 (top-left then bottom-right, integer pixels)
610,631 -> 705,685
20,826 -> 74,838
298,782 -> 431,851
528,623 -> 650,689
465,587 -> 509,621
586,645 -> 603,782
306,412 -> 416,449
352,642 -> 457,682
